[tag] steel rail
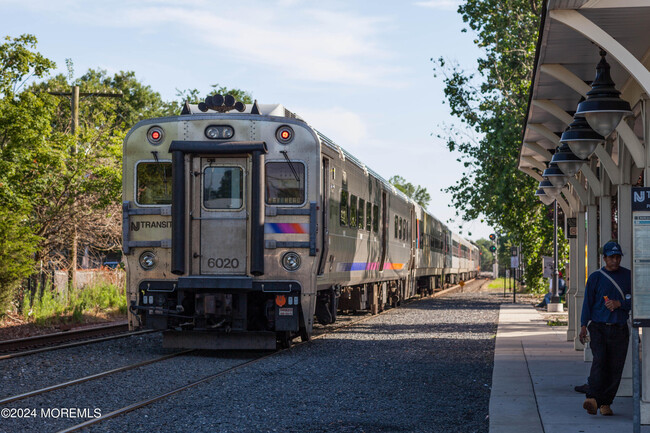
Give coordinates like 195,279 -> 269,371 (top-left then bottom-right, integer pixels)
0,350 -> 194,405
55,281 -> 479,433
0,329 -> 157,361
0,322 -> 129,352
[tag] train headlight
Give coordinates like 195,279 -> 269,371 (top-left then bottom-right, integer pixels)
276,125 -> 294,144
281,252 -> 301,272
147,126 -> 164,145
205,125 -> 234,140
139,251 -> 157,270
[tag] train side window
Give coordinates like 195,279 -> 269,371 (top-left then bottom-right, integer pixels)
350,194 -> 358,228
266,162 -> 305,205
203,166 -> 244,209
399,218 -> 403,240
136,162 -> 172,205
340,190 -> 349,226
366,202 -> 372,231
394,215 -> 399,238
358,198 -> 365,230
372,204 -> 379,233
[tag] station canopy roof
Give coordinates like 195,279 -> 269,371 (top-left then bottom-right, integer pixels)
519,0 -> 650,174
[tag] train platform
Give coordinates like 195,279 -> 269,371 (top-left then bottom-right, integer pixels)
489,303 -> 649,433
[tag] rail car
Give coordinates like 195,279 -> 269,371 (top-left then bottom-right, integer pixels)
122,96 -> 479,350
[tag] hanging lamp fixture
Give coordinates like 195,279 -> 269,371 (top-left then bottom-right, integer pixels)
560,114 -> 604,160
535,187 -> 555,206
575,50 -> 632,137
551,142 -> 588,177
543,161 -> 570,188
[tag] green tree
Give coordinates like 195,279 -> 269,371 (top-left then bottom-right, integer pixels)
29,66 -> 175,268
433,0 -> 564,291
175,84 -> 253,108
0,34 -> 56,313
389,175 -> 431,208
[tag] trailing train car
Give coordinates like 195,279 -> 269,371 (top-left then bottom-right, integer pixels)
122,96 -> 478,350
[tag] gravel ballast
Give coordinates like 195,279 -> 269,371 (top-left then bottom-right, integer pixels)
1,282 -> 503,433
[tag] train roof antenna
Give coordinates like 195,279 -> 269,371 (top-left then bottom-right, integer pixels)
251,99 -> 261,115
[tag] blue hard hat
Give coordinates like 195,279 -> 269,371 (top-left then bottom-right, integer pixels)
603,241 -> 623,257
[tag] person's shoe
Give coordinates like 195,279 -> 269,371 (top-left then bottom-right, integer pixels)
600,405 -> 613,416
583,398 -> 597,415
574,383 -> 589,393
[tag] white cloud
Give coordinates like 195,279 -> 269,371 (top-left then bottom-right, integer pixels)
413,0 -> 461,11
295,107 -> 369,148
22,1 -> 405,88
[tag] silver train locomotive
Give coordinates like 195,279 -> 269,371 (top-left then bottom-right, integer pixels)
122,97 -> 479,350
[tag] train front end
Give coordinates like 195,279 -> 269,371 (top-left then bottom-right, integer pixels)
122,102 -> 320,349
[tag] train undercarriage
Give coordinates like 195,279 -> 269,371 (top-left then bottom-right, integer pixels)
131,281 -> 307,350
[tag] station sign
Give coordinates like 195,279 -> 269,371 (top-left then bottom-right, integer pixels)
631,187 -> 650,327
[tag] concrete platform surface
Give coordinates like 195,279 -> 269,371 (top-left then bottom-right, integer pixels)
490,303 -> 648,433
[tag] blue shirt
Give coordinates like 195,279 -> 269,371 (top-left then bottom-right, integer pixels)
581,266 -> 631,326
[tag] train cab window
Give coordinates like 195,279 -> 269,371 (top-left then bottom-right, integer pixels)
394,215 -> 399,238
266,162 -> 305,205
372,204 -> 379,233
136,162 -> 172,205
366,202 -> 372,231
203,166 -> 244,209
350,194 -> 358,228
358,198 -> 365,230
340,190 -> 349,226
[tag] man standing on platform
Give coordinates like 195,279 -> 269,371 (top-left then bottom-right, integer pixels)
578,241 -> 631,416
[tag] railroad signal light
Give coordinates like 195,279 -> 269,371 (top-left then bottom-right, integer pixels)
489,233 -> 496,241
489,245 -> 497,252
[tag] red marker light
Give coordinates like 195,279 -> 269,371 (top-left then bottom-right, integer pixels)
276,125 -> 294,144
147,126 -> 164,145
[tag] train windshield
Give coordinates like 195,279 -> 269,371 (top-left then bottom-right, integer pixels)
203,166 -> 244,209
136,162 -> 172,205
266,161 -> 305,205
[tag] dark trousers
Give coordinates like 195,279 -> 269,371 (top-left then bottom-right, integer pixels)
587,322 -> 629,406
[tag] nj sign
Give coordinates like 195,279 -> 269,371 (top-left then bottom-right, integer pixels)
632,187 -> 650,211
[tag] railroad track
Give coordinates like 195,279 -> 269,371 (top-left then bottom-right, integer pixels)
0,279 -> 483,433
60,279 -> 481,432
0,322 -> 155,360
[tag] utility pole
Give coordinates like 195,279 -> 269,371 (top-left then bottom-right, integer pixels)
48,86 -> 122,291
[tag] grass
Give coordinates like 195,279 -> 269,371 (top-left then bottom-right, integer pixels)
547,318 -> 568,326
20,282 -> 127,326
487,278 -> 523,291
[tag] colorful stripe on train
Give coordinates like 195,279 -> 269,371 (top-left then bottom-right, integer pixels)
336,262 -> 405,272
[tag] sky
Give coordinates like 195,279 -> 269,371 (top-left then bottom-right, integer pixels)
0,0 -> 495,241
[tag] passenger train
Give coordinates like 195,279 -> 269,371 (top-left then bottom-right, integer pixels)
122,96 -> 479,350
